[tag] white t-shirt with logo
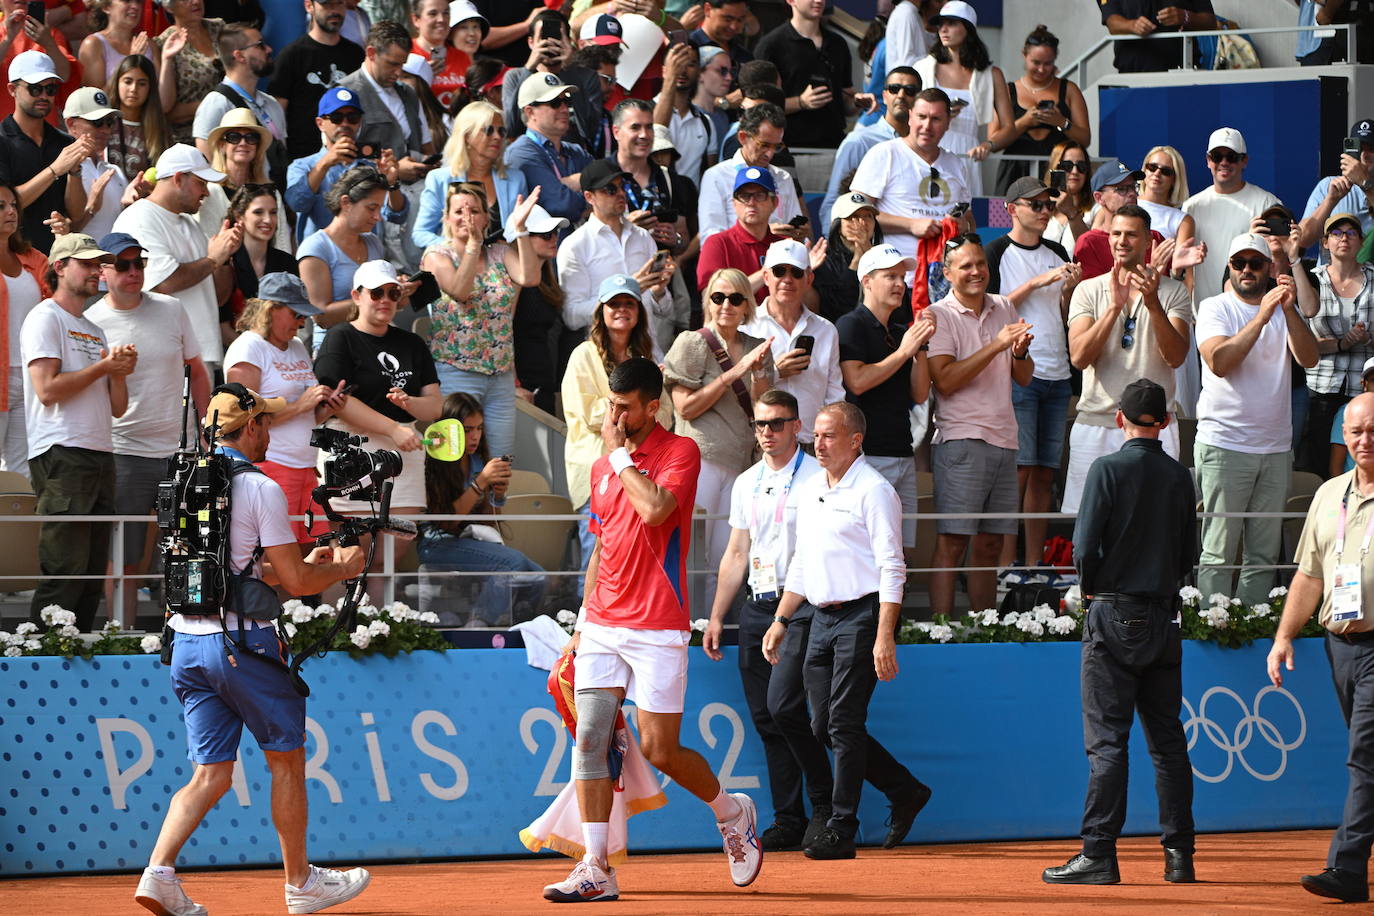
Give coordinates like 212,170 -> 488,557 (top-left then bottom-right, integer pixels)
20,299 -> 113,459
87,292 -> 202,459
223,331 -> 319,468
850,140 -> 969,274
1195,291 -> 1292,454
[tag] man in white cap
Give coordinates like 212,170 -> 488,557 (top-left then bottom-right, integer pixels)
1194,233 -> 1318,605
20,232 -> 132,630
501,8 -> 604,149
111,144 -> 243,369
267,0 -> 365,163
0,49 -> 89,251
505,70 -> 593,225
837,243 -> 936,557
0,4 -> 75,126
577,12 -> 624,49
1182,127 -> 1281,303
742,238 -> 844,448
820,66 -> 920,227
62,86 -> 126,241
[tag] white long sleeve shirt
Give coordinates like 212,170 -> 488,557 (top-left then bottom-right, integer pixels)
556,213 -> 673,330
741,305 -> 845,444
783,455 -> 906,606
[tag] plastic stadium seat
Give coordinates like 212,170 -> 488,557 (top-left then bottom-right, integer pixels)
498,493 -> 574,573
0,492 -> 39,591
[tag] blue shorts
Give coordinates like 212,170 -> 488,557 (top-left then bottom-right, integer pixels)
170,627 -> 306,764
1012,376 -> 1073,469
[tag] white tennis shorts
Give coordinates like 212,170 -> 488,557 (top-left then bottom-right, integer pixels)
574,621 -> 690,714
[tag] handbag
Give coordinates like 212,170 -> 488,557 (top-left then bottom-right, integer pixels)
696,327 -> 754,421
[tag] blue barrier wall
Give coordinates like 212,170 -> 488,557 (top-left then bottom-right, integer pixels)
0,640 -> 1345,875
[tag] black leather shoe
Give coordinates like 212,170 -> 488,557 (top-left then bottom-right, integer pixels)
1301,867 -> 1370,902
1164,847 -> 1195,883
883,782 -> 933,849
804,826 -> 857,860
802,805 -> 832,849
760,822 -> 805,851
1042,853 -> 1121,885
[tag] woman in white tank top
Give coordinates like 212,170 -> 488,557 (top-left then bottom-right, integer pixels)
78,0 -> 158,88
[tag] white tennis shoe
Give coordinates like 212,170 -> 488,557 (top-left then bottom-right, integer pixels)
134,868 -> 207,916
718,793 -> 763,886
284,864 -> 372,914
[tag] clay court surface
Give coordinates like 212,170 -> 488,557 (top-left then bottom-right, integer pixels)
4,830 -> 1357,914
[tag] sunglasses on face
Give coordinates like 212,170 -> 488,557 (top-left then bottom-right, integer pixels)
109,257 -> 146,272
222,130 -> 261,146
24,82 -> 60,97
242,40 -> 266,51
1208,150 -> 1242,164
709,291 -> 747,306
884,83 -> 919,97
481,124 -> 508,138
1060,159 -> 1089,173
1121,314 -> 1136,350
770,265 -> 804,279
1144,162 -> 1176,177
1329,228 -> 1362,240
1228,255 -> 1269,272
324,109 -> 362,124
752,417 -> 798,432
596,182 -> 622,195
530,229 -> 556,240
1016,198 -> 1052,212
367,286 -> 402,301
535,97 -> 569,109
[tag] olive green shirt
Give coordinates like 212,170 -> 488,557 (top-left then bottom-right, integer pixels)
1296,470 -> 1374,634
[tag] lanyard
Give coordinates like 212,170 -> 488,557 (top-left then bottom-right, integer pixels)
751,449 -> 804,531
537,136 -> 564,179
1336,481 -> 1374,560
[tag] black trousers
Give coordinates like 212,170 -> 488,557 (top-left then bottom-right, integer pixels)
1325,631 -> 1374,877
1079,595 -> 1195,858
739,598 -> 810,828
29,445 -> 115,630
1304,392 -> 1350,476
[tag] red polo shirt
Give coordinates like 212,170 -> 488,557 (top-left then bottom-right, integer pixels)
587,423 -> 700,630
696,221 -> 782,293
1073,227 -> 1165,279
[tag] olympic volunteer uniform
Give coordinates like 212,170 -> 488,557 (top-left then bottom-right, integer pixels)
579,422 -> 700,712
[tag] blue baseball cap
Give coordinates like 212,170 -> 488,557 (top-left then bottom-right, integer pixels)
318,87 -> 362,118
733,165 -> 776,195
1090,158 -> 1143,193
258,272 -> 322,316
597,274 -> 642,304
98,231 -> 144,255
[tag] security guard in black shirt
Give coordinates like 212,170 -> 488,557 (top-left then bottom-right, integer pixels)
1043,378 -> 1199,886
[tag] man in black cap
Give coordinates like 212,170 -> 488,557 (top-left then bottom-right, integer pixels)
1043,378 -> 1199,887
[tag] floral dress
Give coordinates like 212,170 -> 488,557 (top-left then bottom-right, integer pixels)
425,241 -> 517,376
156,19 -> 226,144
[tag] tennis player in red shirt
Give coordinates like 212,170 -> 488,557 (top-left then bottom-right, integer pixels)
543,352 -> 763,903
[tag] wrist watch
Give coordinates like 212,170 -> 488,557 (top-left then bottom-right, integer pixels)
773,615 -> 790,628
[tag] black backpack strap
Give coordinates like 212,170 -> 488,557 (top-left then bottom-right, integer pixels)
213,84 -> 250,109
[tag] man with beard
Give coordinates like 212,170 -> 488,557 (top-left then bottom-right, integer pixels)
112,145 -> 243,370
819,67 -> 919,227
1194,235 -> 1317,605
0,50 -> 89,253
269,0 -> 365,162
191,24 -> 288,182
653,40 -> 715,186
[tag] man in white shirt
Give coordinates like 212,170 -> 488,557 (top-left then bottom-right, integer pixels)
21,233 -> 134,630
87,231 -> 210,612
111,145 -> 243,369
698,103 -> 805,242
653,39 -> 716,187
760,401 -> 908,861
1063,205 -> 1193,515
741,239 -> 844,446
984,176 -> 1082,570
849,87 -> 970,283
190,23 -> 288,181
819,67 -> 918,228
63,87 -> 126,241
885,0 -> 935,68
556,157 -> 673,341
1195,234 -> 1318,605
1182,127 -> 1282,303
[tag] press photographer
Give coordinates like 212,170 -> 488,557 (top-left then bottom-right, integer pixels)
135,384 -> 371,916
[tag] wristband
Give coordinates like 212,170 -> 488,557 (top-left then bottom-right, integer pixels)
609,446 -> 635,475
1013,350 -> 1030,361
511,229 -> 530,240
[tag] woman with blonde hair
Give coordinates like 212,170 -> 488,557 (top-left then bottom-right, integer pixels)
663,267 -> 775,587
1137,144 -> 1195,242
1043,139 -> 1093,253
198,107 -> 291,249
413,100 -> 526,250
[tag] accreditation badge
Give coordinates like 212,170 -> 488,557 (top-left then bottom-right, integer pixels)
749,556 -> 778,602
1333,562 -> 1365,623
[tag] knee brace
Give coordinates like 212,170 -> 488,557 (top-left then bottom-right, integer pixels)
571,688 -> 619,781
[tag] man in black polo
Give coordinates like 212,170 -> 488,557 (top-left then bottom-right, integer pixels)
0,50 -> 89,253
1043,378 -> 1199,886
836,243 -> 935,562
752,0 -> 857,149
1100,0 -> 1218,73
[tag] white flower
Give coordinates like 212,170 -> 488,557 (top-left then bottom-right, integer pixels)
40,606 -> 76,627
23,638 -> 40,651
1048,615 -> 1077,636
1202,606 -> 1231,629
282,622 -> 297,639
3,646 -> 19,657
281,599 -> 304,614
1178,585 -> 1202,604
314,604 -> 335,619
928,624 -> 954,643
100,620 -> 119,635
357,603 -> 378,618
1230,597 -> 1242,607
1247,603 -> 1273,620
140,634 -> 162,654
1269,586 -> 1289,599
914,621 -> 933,633
419,611 -> 439,624
1001,612 -> 1021,626
1016,616 -> 1045,637
556,609 -> 577,625
1032,604 -> 1057,623
691,618 -> 708,632
0,632 -> 18,647
39,604 -> 64,625
15,622 -> 37,636
291,606 -> 315,624
60,624 -> 80,638
367,619 -> 390,638
349,626 -> 371,649
1207,593 -> 1231,607
979,608 -> 999,627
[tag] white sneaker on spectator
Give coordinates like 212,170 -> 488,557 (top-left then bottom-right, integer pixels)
542,858 -> 620,902
718,793 -> 763,886
284,864 -> 371,914
134,868 -> 207,916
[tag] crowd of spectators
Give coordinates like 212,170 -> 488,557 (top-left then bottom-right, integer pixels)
4,0 -> 1374,629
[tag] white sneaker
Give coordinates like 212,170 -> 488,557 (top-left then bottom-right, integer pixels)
542,858 -> 620,902
285,864 -> 372,914
134,868 -> 208,916
718,793 -> 763,887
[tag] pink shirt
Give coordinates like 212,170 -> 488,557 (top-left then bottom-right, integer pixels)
927,292 -> 1020,451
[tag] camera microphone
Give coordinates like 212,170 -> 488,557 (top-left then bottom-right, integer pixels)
377,517 -> 418,542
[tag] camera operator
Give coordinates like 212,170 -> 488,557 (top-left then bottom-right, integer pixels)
135,384 -> 369,916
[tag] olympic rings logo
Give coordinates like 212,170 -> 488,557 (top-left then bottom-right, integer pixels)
1180,686 -> 1307,783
